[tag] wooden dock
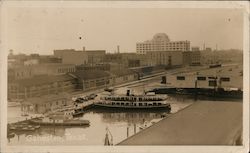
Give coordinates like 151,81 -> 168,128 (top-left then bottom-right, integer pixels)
72,100 -> 96,116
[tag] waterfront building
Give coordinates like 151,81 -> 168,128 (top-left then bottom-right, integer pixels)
163,65 -> 243,90
70,69 -> 138,91
8,74 -> 76,100
129,65 -> 165,78
70,70 -> 111,90
109,69 -> 139,86
136,33 -> 190,54
21,93 -> 71,113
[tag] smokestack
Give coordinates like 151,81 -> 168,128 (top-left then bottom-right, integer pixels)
117,45 -> 120,53
83,46 -> 85,51
126,90 -> 130,96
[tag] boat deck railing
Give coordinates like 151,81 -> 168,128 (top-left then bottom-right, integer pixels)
101,95 -> 167,102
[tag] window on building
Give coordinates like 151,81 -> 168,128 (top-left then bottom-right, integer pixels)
197,76 -> 206,81
208,76 -> 217,79
177,76 -> 185,80
209,80 -> 217,87
220,77 -> 230,82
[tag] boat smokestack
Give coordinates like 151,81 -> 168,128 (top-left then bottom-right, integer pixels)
126,90 -> 130,96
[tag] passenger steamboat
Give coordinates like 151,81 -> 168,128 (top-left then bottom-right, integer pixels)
94,90 -> 171,110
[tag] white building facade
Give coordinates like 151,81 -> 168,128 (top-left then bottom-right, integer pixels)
136,33 -> 190,54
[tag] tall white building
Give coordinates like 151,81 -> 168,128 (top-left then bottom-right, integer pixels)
136,33 -> 190,54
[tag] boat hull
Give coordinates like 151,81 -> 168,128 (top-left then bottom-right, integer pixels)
150,88 -> 243,99
93,103 -> 171,110
29,119 -> 90,126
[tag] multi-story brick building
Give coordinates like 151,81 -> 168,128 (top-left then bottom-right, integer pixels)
183,51 -> 201,66
86,50 -> 106,65
145,51 -> 183,67
53,48 -> 105,65
8,53 -> 62,68
8,64 -> 76,81
104,53 -> 145,68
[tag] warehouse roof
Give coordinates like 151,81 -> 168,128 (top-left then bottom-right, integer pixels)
110,69 -> 135,77
118,101 -> 242,145
23,92 -> 71,105
71,70 -> 110,80
11,74 -> 75,87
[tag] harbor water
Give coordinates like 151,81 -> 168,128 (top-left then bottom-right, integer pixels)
7,96 -> 241,145
8,95 -> 195,145
7,78 -> 242,145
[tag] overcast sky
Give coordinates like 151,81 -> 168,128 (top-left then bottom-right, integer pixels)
5,7 -> 243,55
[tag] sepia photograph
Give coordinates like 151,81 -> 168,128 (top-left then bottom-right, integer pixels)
0,1 -> 249,153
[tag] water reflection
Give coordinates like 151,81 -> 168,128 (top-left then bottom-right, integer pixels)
90,108 -> 168,124
8,108 -> 172,145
